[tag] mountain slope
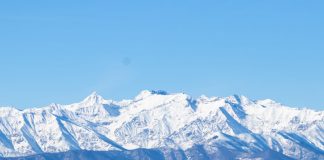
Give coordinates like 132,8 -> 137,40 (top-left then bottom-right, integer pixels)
0,90 -> 323,159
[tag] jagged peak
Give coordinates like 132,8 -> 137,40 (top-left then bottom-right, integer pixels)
135,90 -> 169,100
197,95 -> 219,102
225,94 -> 251,105
0,106 -> 20,112
0,90 -> 322,159
82,91 -> 105,104
255,99 -> 280,107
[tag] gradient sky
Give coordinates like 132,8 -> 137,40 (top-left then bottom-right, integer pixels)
0,1 -> 323,110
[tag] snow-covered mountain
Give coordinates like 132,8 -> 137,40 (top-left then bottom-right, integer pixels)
0,90 -> 323,159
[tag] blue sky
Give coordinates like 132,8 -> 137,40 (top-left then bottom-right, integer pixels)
0,1 -> 323,110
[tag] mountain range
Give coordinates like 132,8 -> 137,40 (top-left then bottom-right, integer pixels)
0,90 -> 323,160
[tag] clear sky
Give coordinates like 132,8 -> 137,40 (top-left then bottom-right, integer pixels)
0,1 -> 323,110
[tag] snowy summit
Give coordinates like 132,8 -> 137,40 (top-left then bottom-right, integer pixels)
0,90 -> 323,159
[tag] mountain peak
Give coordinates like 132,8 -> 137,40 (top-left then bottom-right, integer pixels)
82,92 -> 105,104
135,90 -> 168,100
225,94 -> 251,105
255,99 -> 281,107
0,91 -> 322,159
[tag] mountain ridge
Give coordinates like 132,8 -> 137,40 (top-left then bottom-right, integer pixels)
0,90 -> 323,159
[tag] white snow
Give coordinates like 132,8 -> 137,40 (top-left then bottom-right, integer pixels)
0,90 -> 322,159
